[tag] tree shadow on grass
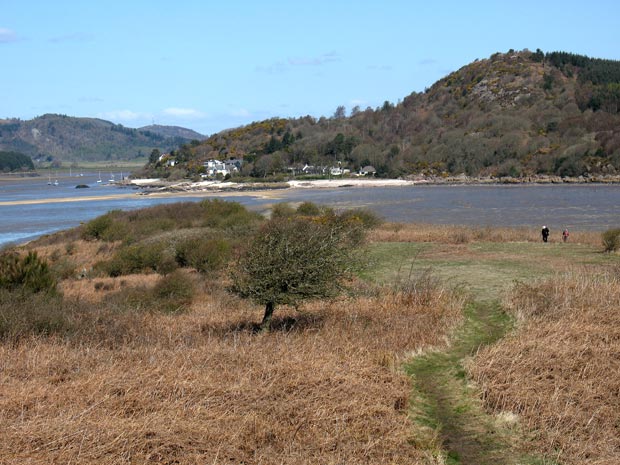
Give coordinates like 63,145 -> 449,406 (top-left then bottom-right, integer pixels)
201,312 -> 326,336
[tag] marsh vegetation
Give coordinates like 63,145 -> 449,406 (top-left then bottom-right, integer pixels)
1,202 -> 618,464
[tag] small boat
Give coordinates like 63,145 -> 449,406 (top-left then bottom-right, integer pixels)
53,179 -> 59,186
97,172 -> 102,183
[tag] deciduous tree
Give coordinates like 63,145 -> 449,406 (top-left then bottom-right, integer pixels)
230,209 -> 373,330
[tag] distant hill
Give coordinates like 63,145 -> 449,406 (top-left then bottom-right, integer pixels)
0,114 -> 202,163
144,49 -> 620,179
138,124 -> 206,141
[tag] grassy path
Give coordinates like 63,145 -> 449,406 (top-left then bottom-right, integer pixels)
364,241 -> 609,463
406,300 -> 537,464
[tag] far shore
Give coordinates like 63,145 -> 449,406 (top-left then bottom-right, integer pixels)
2,174 -> 620,207
129,173 -> 620,194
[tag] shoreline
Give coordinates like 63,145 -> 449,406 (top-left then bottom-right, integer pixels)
130,174 -> 620,194
3,175 -> 620,207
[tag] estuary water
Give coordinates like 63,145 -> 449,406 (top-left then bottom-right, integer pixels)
1,173 -> 619,248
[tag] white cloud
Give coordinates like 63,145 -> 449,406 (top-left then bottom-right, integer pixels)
162,107 -> 205,119
98,110 -> 149,122
228,108 -> 251,117
0,28 -> 17,43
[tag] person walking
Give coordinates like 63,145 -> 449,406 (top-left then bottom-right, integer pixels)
541,225 -> 550,243
562,229 -> 569,242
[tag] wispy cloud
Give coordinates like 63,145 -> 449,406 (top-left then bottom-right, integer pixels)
98,110 -> 150,122
0,28 -> 18,43
418,58 -> 437,66
367,64 -> 392,71
227,108 -> 251,118
162,107 -> 205,119
288,51 -> 341,66
255,61 -> 287,74
257,51 -> 341,74
49,32 -> 94,43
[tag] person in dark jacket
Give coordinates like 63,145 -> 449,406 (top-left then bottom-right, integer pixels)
541,225 -> 550,242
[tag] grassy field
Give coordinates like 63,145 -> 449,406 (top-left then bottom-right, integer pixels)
1,215 -> 618,464
368,224 -> 620,464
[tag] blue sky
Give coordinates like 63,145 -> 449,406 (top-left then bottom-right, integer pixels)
2,0 -> 619,135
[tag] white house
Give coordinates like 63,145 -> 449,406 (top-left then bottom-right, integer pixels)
359,165 -> 377,176
203,159 -> 229,177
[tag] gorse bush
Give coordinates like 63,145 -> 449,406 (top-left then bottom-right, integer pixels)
81,211 -> 128,242
107,270 -> 196,314
271,202 -> 297,218
81,201 -> 262,245
0,251 -> 57,294
198,199 -> 263,232
97,242 -> 177,277
85,201 -> 262,276
296,201 -> 323,216
153,270 -> 196,313
175,236 -> 232,273
602,228 -> 620,252
0,290 -> 70,340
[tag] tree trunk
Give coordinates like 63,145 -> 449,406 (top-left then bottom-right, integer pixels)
261,301 -> 275,331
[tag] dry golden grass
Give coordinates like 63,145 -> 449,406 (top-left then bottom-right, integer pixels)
60,273 -> 161,303
0,277 -> 463,464
470,268 -> 620,464
371,223 -> 602,246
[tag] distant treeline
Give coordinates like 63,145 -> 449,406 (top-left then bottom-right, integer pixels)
0,151 -> 34,172
543,51 -> 620,113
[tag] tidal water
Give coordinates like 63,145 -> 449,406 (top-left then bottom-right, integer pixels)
1,173 -> 619,248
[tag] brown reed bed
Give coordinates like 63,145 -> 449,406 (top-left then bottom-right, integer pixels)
371,223 -> 602,246
469,268 -> 620,464
0,276 -> 464,464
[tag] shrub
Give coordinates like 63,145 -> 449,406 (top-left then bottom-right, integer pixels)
65,241 -> 77,255
296,201 -> 322,216
0,290 -> 70,340
81,211 -> 128,242
175,237 -> 232,273
108,270 -> 195,314
51,258 -> 77,280
602,228 -> 620,252
271,202 -> 296,218
97,242 -> 176,277
199,199 -> 263,232
0,251 -> 57,294
153,270 -> 195,312
230,213 -> 370,330
337,208 -> 382,229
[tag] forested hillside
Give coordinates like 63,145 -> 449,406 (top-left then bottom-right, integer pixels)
138,124 -> 206,141
146,49 -> 620,179
0,114 -> 201,164
0,151 -> 34,172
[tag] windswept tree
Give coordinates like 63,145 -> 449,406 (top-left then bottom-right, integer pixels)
333,105 -> 347,119
230,206 -> 377,330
